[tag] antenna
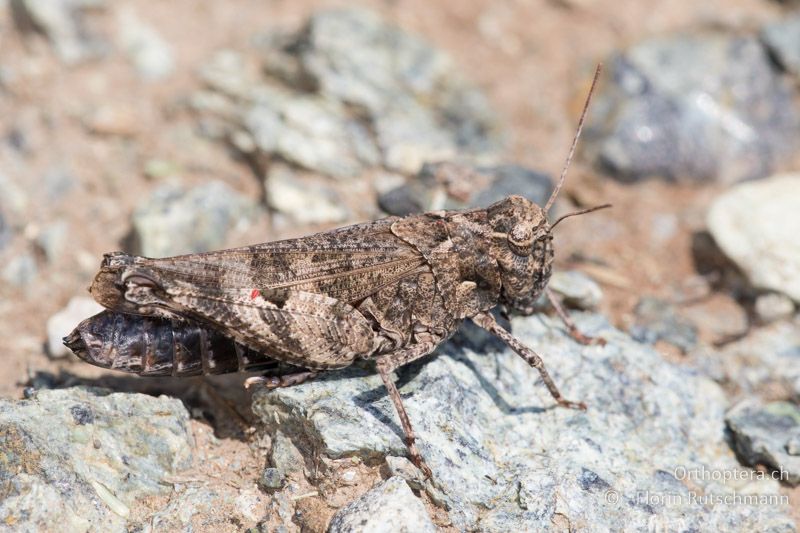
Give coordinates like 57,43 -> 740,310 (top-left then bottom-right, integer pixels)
543,64 -> 603,215
550,203 -> 612,229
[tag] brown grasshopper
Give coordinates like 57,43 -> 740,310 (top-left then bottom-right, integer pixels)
68,66 -> 608,477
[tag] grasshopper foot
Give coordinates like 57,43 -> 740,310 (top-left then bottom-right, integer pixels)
557,398 -> 587,411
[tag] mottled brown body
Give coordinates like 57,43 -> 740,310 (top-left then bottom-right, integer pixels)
68,67 -> 606,477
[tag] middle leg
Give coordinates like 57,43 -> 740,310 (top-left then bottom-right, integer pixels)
375,341 -> 438,478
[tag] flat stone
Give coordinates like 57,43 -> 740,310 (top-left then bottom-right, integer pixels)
328,477 -> 436,533
707,174 -> 800,301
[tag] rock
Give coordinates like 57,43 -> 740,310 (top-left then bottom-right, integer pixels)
117,7 -> 174,81
584,33 -> 798,183
11,0 -> 107,64
143,485 -> 267,532
2,252 -> 37,287
46,296 -> 104,358
242,88 -> 379,179
691,317 -> 800,399
755,292 -> 796,324
258,468 -> 283,491
762,14 -> 800,81
707,174 -> 800,301
297,9 -> 500,171
253,313 -> 793,531
265,165 -> 349,225
270,430 -> 304,477
34,219 -> 69,263
132,181 -> 261,257
328,477 -> 437,533
378,162 -> 551,216
195,9 -> 501,180
681,293 -> 748,343
0,387 -> 193,531
630,296 -> 698,353
385,456 -> 425,491
726,400 -> 800,485
548,270 -> 603,310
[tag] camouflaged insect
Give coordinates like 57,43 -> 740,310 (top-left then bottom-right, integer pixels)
66,67 -> 607,477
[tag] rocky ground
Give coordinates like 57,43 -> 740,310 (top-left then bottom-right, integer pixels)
1,0 -> 800,531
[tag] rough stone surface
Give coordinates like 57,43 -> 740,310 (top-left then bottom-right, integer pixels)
265,164 -> 349,225
328,477 -> 437,533
548,270 -> 603,310
707,174 -> 800,301
132,181 -> 261,257
194,9 -> 500,181
0,387 -> 193,531
690,316 -> 800,400
46,296 -> 104,358
253,314 -> 793,531
726,400 -> 800,485
378,162 -> 551,216
762,14 -> 800,81
630,296 -> 698,352
584,33 -> 798,183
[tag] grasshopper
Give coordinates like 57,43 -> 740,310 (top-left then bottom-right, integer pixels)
68,67 -> 608,477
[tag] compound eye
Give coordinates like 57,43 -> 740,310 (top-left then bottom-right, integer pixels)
508,225 -> 534,256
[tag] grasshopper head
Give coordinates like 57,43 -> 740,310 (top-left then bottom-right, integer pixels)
487,195 -> 554,314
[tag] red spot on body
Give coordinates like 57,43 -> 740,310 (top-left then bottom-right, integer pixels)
250,289 -> 260,300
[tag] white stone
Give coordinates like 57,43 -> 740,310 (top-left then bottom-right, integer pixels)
47,296 -> 104,358
707,174 -> 800,301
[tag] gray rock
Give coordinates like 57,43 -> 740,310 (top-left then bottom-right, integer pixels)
584,33 -> 798,183
195,9 -> 501,180
690,317 -> 800,399
707,174 -> 800,301
755,292 -> 796,324
142,485 -> 267,532
726,400 -> 800,485
630,296 -> 698,352
132,181 -> 261,257
258,468 -> 284,491
378,162 -> 551,216
0,387 -> 193,531
116,7 -> 174,81
242,88 -> 379,179
35,219 -> 69,263
762,14 -> 800,81
2,252 -> 37,287
548,270 -> 603,310
270,430 -> 304,476
265,164 -> 349,225
385,456 -> 425,491
298,9 -> 500,170
328,477 -> 436,533
46,296 -> 104,358
11,0 -> 107,64
253,313 -> 793,531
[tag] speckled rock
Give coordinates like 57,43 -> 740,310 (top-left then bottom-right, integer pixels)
252,314 -> 794,531
584,33 -> 798,183
726,400 -> 800,485
132,181 -> 262,257
378,162 -> 551,216
707,174 -> 800,301
630,296 -> 698,353
328,477 -> 437,533
0,387 -> 193,531
194,9 -> 501,181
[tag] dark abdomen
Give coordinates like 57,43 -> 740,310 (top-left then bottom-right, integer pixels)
65,310 -> 301,377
